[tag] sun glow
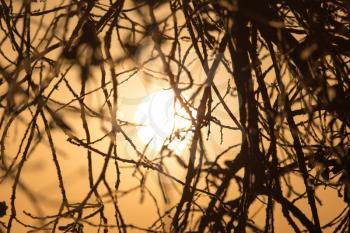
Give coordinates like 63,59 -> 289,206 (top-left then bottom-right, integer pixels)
134,90 -> 194,154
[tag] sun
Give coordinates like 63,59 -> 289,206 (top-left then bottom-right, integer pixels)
134,90 -> 194,154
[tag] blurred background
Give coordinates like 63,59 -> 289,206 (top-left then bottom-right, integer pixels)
0,0 -> 349,232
